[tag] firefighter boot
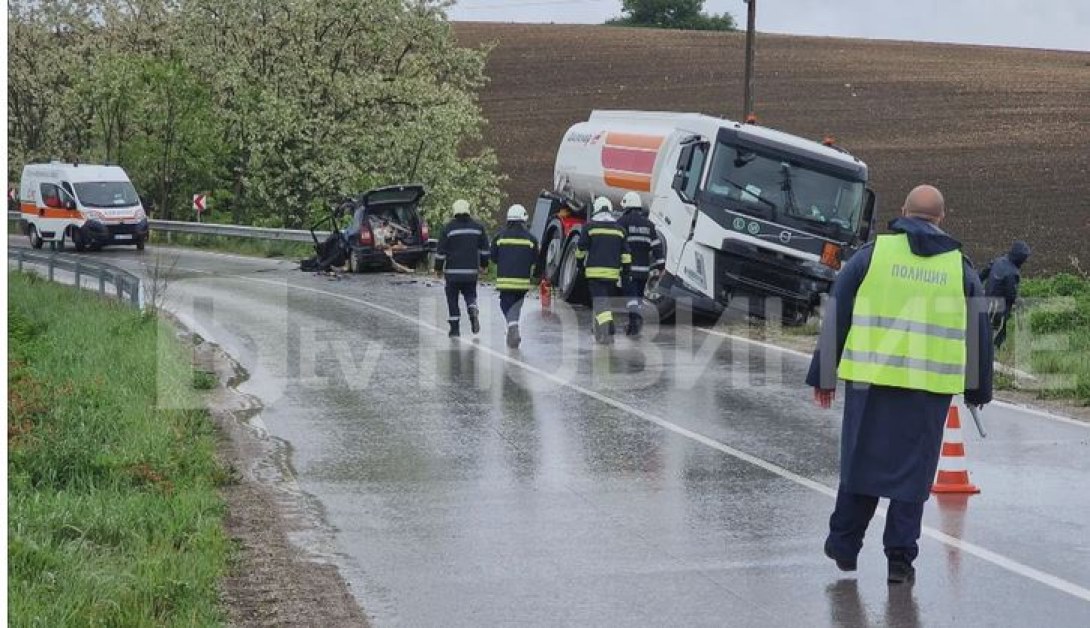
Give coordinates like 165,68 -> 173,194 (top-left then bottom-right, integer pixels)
626,312 -> 642,336
469,305 -> 481,335
448,320 -> 461,338
594,321 -> 609,345
506,323 -> 521,348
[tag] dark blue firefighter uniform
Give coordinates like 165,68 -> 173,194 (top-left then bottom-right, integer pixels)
806,217 -> 993,564
435,215 -> 490,334
617,206 -> 664,334
490,221 -> 540,346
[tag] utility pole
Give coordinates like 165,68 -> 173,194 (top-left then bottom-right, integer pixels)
742,0 -> 757,121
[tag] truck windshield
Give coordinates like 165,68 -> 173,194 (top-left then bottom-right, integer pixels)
73,181 -> 140,208
703,143 -> 864,238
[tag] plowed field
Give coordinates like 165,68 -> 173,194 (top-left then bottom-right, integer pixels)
455,23 -> 1090,274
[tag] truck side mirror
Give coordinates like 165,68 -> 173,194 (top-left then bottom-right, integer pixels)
672,144 -> 695,201
859,188 -> 877,241
65,199 -> 77,211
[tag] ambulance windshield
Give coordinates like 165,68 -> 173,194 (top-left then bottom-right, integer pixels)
73,181 -> 140,208
703,143 -> 864,238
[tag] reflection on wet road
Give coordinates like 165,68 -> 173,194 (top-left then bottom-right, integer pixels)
16,243 -> 1090,626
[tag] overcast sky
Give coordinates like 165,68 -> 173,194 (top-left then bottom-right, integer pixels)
449,0 -> 1090,52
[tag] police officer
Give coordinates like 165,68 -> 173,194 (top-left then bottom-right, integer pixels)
490,204 -> 539,348
434,199 -> 490,337
577,197 -> 631,345
616,191 -> 664,336
807,185 -> 993,584
979,240 -> 1031,349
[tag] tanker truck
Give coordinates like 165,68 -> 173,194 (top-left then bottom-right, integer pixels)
529,110 -> 876,324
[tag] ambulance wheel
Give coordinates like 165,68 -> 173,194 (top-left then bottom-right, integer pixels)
29,225 -> 44,249
71,228 -> 87,253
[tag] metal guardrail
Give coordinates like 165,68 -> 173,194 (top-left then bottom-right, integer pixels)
8,210 -> 327,242
8,248 -> 145,309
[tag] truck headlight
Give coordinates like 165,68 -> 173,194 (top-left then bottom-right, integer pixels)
85,210 -> 106,222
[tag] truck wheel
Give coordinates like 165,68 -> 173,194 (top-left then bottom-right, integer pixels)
29,225 -> 44,249
542,228 -> 565,284
645,271 -> 676,324
556,235 -> 588,304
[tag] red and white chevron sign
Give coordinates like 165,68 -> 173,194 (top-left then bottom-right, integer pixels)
192,193 -> 206,213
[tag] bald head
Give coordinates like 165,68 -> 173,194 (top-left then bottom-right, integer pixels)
902,185 -> 946,224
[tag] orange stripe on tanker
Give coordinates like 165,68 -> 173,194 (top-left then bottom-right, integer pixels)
604,170 -> 652,192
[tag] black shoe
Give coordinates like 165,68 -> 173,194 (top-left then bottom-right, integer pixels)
448,322 -> 460,338
594,325 -> 609,345
887,559 -> 915,585
824,539 -> 858,572
506,324 -> 521,348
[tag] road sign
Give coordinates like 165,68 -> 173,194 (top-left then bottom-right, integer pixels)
192,194 -> 206,213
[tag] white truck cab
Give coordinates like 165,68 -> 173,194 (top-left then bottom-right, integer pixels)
533,111 -> 876,324
19,162 -> 149,251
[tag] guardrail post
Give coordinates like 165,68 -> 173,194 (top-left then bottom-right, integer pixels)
115,274 -> 124,300
48,258 -> 55,282
99,271 -> 107,296
74,262 -> 82,288
17,250 -> 24,272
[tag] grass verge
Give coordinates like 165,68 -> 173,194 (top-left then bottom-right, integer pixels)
1003,273 -> 1090,404
8,272 -> 228,625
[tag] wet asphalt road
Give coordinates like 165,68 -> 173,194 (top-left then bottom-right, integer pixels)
12,242 -> 1090,627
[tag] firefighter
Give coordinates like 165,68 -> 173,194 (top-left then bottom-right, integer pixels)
434,199 -> 490,337
807,185 -> 993,584
490,204 -> 539,348
979,240 -> 1031,349
616,191 -> 664,336
577,197 -> 631,345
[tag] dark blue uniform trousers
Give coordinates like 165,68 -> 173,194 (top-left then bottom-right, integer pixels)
828,487 -> 925,563
499,291 -> 526,326
444,280 -> 478,321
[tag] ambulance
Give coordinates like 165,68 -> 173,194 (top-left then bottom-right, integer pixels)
19,162 -> 149,251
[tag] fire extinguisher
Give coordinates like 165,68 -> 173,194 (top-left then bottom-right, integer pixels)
539,279 -> 552,310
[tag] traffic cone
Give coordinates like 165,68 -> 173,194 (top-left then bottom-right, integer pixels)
540,279 -> 552,310
931,406 -> 981,494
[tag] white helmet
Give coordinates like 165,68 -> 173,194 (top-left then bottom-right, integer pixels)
452,199 -> 471,216
592,196 -> 613,216
620,191 -> 643,210
506,204 -> 529,222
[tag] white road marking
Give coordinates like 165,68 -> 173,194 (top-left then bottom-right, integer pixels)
23,246 -> 1090,600
235,275 -> 1090,604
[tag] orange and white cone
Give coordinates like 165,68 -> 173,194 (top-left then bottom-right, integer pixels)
932,405 -> 981,494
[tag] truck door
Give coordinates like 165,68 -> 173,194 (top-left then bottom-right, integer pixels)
653,137 -> 708,268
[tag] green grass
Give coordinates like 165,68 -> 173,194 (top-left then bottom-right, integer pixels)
1002,273 -> 1090,404
149,231 -> 314,259
8,272 -> 229,625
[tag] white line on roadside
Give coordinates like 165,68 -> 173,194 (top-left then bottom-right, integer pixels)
235,275 -> 1090,605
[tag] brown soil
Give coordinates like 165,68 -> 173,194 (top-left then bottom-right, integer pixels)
188,332 -> 369,627
454,23 -> 1090,274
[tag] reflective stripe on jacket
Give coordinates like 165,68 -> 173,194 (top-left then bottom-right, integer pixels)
490,223 -> 539,292
435,216 -> 490,280
617,208 -> 664,278
576,217 -> 630,281
839,233 -> 967,394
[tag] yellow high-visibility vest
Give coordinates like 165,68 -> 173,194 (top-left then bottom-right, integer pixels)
839,233 -> 967,394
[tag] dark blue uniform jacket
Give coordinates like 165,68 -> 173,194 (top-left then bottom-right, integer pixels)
806,217 -> 994,502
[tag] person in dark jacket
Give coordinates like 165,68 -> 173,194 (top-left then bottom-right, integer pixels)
577,197 -> 631,345
807,185 -> 993,585
490,204 -> 540,348
616,192 -> 665,336
979,240 -> 1031,349
434,199 -> 490,337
